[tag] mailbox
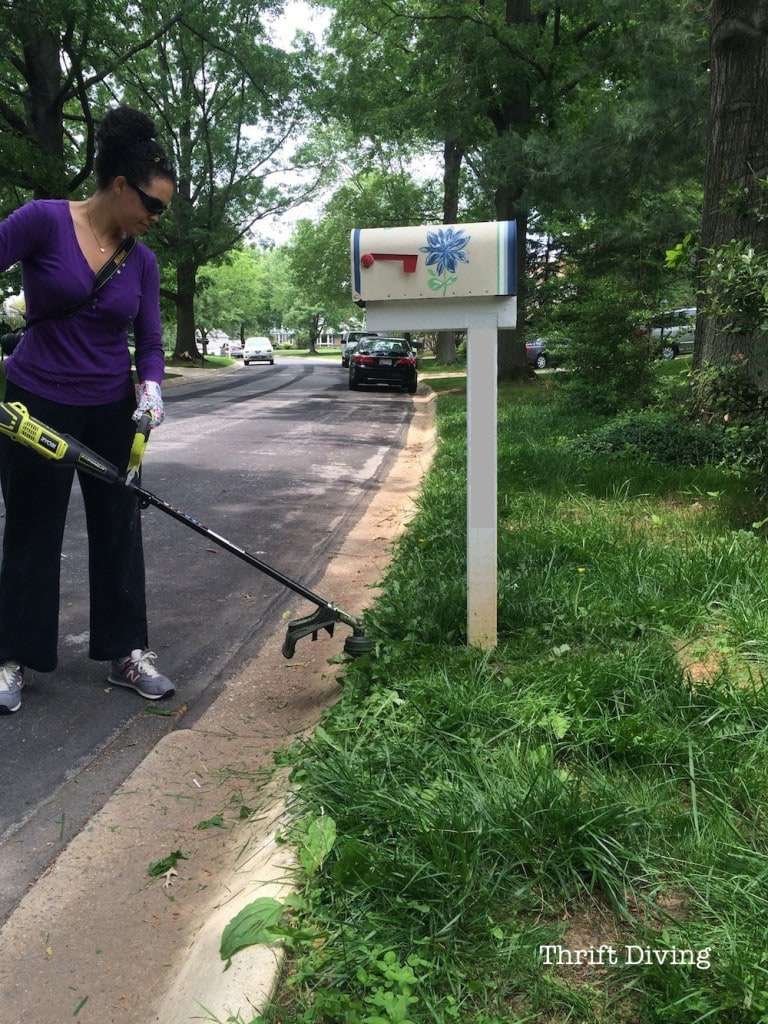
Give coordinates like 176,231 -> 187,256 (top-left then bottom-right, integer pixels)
351,220 -> 517,303
349,218 -> 518,652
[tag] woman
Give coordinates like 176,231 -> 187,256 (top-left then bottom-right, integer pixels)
0,105 -> 176,713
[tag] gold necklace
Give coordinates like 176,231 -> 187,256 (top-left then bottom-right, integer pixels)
86,203 -> 110,254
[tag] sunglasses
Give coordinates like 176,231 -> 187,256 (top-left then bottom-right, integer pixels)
128,181 -> 168,217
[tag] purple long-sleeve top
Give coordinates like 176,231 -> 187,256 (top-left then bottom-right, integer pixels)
0,199 -> 165,405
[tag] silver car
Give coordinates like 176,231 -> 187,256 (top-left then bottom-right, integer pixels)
341,332 -> 379,367
650,308 -> 696,359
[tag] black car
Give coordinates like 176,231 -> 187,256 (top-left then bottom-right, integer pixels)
349,338 -> 418,394
525,337 -> 569,369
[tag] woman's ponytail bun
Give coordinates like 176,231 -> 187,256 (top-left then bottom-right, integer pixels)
94,106 -> 175,189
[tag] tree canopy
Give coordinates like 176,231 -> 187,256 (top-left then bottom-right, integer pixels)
0,0 -> 763,387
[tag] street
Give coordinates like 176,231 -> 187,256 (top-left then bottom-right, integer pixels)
0,359 -> 413,920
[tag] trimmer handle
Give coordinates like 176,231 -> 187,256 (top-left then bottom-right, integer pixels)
0,401 -> 122,482
125,412 -> 153,485
135,412 -> 153,439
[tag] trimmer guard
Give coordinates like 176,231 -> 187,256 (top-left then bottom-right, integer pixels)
282,606 -> 339,659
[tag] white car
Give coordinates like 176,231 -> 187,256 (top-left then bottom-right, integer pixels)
198,329 -> 231,357
243,336 -> 274,365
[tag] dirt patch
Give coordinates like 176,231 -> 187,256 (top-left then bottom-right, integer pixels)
676,642 -> 728,685
674,634 -> 767,689
527,889 -> 689,1022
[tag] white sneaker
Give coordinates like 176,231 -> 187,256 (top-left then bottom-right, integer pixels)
0,661 -> 24,714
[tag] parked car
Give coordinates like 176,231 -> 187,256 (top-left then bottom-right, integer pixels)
648,307 -> 696,359
525,337 -> 568,370
197,328 -> 231,357
341,331 -> 379,367
349,338 -> 418,394
200,340 -> 218,356
243,336 -> 275,365
341,339 -> 362,367
224,338 -> 243,358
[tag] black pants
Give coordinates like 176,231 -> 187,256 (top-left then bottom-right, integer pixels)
0,380 -> 148,671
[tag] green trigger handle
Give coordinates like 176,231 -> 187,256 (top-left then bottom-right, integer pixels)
126,412 -> 152,484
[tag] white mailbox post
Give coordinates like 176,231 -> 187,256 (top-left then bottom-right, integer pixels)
350,221 -> 517,649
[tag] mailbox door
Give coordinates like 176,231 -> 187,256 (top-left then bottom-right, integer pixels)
351,220 -> 517,302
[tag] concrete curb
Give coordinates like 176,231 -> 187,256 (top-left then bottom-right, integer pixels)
156,796 -> 295,1024
0,389 -> 437,1024
155,388 -> 438,1023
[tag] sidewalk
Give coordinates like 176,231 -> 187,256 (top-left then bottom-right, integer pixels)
162,358 -> 244,389
419,369 -> 466,379
0,388 -> 437,1024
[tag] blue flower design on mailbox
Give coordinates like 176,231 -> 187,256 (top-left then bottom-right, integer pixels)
420,227 -> 471,294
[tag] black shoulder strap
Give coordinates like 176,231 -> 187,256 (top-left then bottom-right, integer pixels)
25,235 -> 137,330
93,235 -> 136,290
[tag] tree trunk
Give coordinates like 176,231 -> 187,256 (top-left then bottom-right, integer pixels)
436,137 -> 465,365
442,138 -> 463,224
494,0 -> 534,382
436,332 -> 458,364
174,259 -> 198,359
496,183 -> 530,380
694,3 -> 768,384
16,16 -> 67,197
307,314 -> 319,353
173,93 -> 198,361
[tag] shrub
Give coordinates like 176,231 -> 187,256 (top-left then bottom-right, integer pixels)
688,355 -> 761,423
651,360 -> 695,414
700,239 -> 768,334
722,419 -> 768,493
549,274 -> 654,414
686,357 -> 768,494
566,408 -> 725,467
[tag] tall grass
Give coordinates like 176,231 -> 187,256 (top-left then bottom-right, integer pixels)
264,380 -> 768,1023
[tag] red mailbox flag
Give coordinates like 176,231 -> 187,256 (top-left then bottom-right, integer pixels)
361,252 -> 418,273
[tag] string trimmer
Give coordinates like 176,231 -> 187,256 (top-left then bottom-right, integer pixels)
0,402 -> 374,659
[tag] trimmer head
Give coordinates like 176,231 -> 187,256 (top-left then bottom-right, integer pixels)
282,606 -> 374,660
343,631 -> 375,658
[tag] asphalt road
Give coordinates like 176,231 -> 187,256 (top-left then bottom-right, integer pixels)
0,359 -> 413,919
